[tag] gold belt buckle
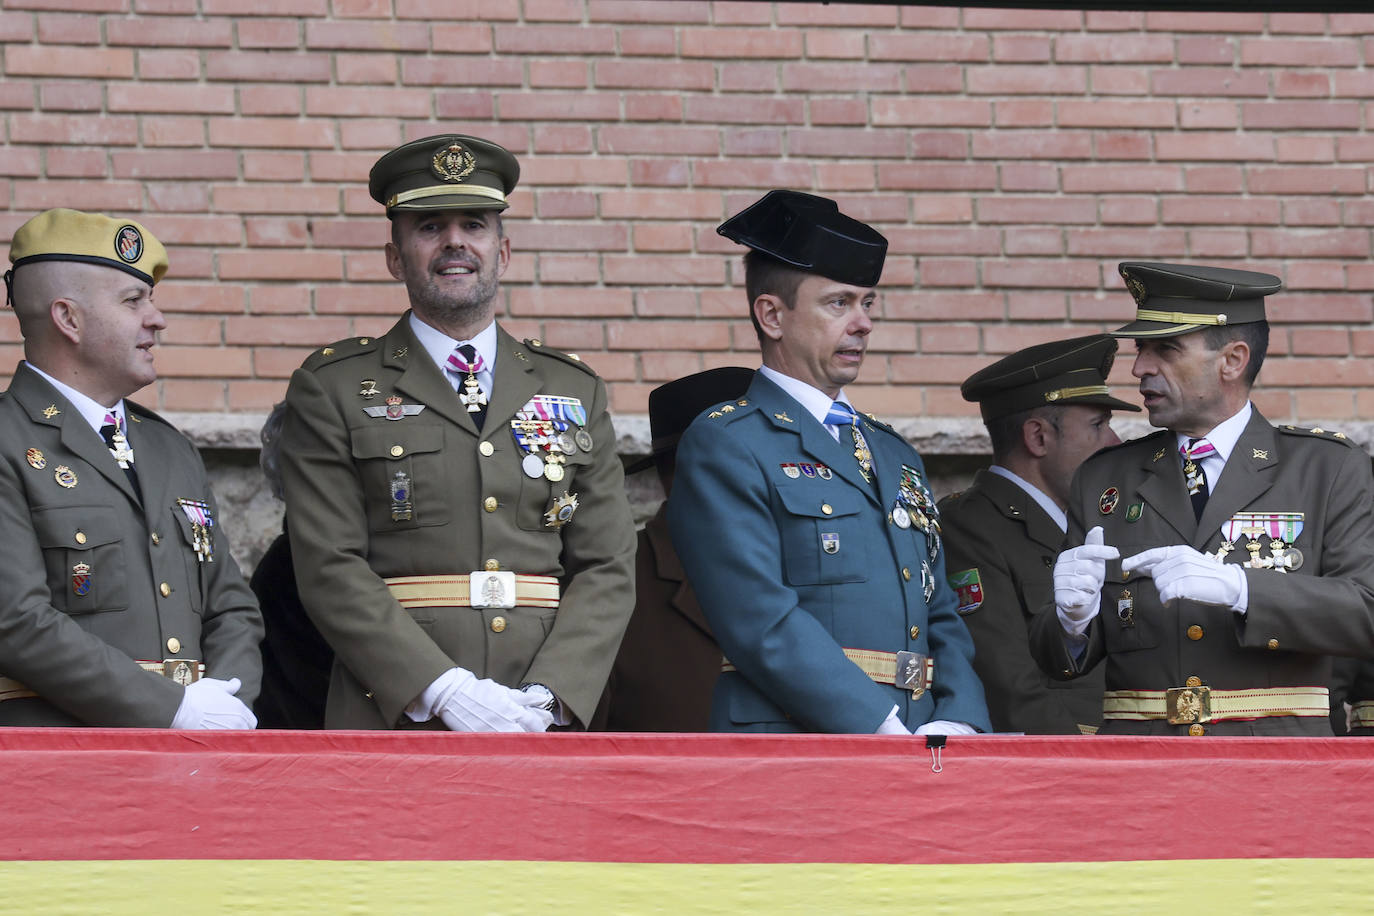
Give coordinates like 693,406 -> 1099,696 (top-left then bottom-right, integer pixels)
1166,685 -> 1211,724
162,659 -> 201,686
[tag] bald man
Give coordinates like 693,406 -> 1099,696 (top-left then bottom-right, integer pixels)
0,208 -> 262,727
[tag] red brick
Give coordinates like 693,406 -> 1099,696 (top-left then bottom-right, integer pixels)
1285,263 -> 1349,291
972,131 -> 1092,161
236,20 -> 304,49
596,59 -> 714,91
1186,230 -> 1250,259
783,62 -> 903,93
1177,36 -> 1236,66
226,315 -> 353,345
0,80 -> 36,110
331,0 -> 392,15
887,227 -> 1000,257
1268,295 -> 1371,325
0,146 -> 39,177
684,95 -> 804,126
1143,12 -> 1263,32
537,254 -> 600,285
514,223 -> 627,252
112,150 -> 238,180
35,12 -> 95,44
14,180 -> 143,211
304,19 -> 428,51
1182,167 -> 1243,193
162,246 -> 214,279
306,86 -> 432,117
498,92 -> 621,123
151,215 -> 243,247
343,254 -> 400,283
160,316 -> 225,346
994,100 -> 1054,128
528,60 -> 590,90
978,197 -> 1097,226
791,128 -> 908,159
603,256 -> 724,287
108,83 -> 235,114
879,163 -> 997,192
1055,33 -> 1173,63
890,352 -> 984,385
719,62 -> 779,93
633,289 -> 699,318
1252,229 -> 1369,259
1275,71 -> 1333,99
138,114 -> 215,148
1249,167 -> 1366,195
213,185 -> 340,215
1059,100 -> 1176,129
1355,328 -> 1374,355
919,324 -> 981,354
1100,198 -> 1159,226
240,152 -> 305,182
1246,101 -> 1361,130
968,65 -> 1087,95
902,64 -> 971,95
993,35 -> 1051,63
1063,165 -> 1183,193
776,1 -> 895,26
211,117 -> 335,150
803,28 -> 867,60
429,92 -> 496,122
242,218 -> 307,248
607,318 -> 729,352
0,12 -> 34,42
1161,197 -> 1280,226
1003,227 -> 1064,257
912,197 -> 975,224
680,26 -> 802,58
520,156 -> 627,187
621,93 -> 681,121
236,86 -> 300,116
225,380 -> 289,410
1093,132 -> 1150,160
599,126 -> 718,157
7,45 -> 133,78
106,17 -> 233,48
627,158 -> 688,188
509,287 -> 634,318
903,132 -> 966,161
915,258 -> 976,288
588,0 -> 707,23
1066,228 -> 1187,258
696,160 -> 812,189
137,49 -> 203,81
718,128 -> 778,158
1282,198 -> 1342,226
617,26 -> 675,56
35,82 -> 99,112
1151,68 -> 1269,97
1156,133 -> 1274,161
156,379 -> 223,411
983,260 -> 1101,289
155,346 -> 252,378
1089,67 -> 1151,96
143,181 -> 208,213
1000,163 -> 1059,192
1180,101 -> 1239,130
1243,37 -> 1360,67
866,32 -> 986,63
873,98 -> 991,129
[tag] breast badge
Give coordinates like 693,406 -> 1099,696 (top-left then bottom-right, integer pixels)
363,397 -> 425,421
54,466 -> 77,488
1218,512 -> 1303,572
25,448 -> 45,470
543,491 -> 580,530
176,498 -> 216,563
820,532 -> 839,554
514,395 -> 589,484
390,471 -> 414,522
1099,487 -> 1120,515
71,562 -> 91,597
359,379 -> 380,399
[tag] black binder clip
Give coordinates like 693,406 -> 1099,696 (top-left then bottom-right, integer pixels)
925,734 -> 946,774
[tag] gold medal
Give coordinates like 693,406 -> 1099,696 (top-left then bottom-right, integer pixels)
544,461 -> 565,482
54,465 -> 77,488
25,448 -> 45,470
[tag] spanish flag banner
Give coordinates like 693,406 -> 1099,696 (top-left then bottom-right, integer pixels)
1,731 -> 1371,913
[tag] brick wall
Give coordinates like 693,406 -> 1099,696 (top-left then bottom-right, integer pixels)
2,2 -> 1373,429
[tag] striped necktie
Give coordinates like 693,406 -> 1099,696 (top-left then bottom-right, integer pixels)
1180,437 -> 1215,520
100,411 -> 142,501
824,400 -> 874,484
447,343 -> 488,431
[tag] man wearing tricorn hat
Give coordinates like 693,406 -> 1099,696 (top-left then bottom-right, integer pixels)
279,135 -> 636,731
940,335 -> 1139,734
667,190 -> 990,735
0,208 -> 263,727
1031,262 -> 1374,736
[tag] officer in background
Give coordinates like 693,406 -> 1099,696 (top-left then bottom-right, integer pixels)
940,335 -> 1139,734
0,208 -> 262,727
667,190 -> 990,735
1031,262 -> 1374,736
280,135 -> 636,731
250,401 -> 332,729
598,367 -> 753,732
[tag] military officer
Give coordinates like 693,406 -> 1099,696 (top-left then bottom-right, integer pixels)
279,135 -> 636,731
939,335 -> 1139,734
598,366 -> 753,732
0,208 -> 263,727
667,190 -> 990,735
1030,262 -> 1374,736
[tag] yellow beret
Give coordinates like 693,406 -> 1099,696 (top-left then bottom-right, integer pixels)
8,208 -> 169,287
368,134 -> 519,215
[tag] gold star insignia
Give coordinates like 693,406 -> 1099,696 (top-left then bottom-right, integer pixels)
42,405 -> 60,419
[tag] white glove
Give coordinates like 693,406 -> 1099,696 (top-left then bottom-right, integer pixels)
171,677 -> 258,730
1054,526 -> 1120,636
875,706 -> 911,735
1122,544 -> 1247,613
433,667 -> 553,733
915,720 -> 979,736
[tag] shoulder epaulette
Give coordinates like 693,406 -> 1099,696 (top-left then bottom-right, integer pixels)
704,397 -> 756,423
1277,424 -> 1357,447
124,399 -> 175,430
301,336 -> 380,370
523,338 -> 596,377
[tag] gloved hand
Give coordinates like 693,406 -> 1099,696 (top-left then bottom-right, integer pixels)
915,720 -> 978,736
1122,544 -> 1247,613
171,676 -> 258,730
1054,526 -> 1119,636
434,667 -> 553,733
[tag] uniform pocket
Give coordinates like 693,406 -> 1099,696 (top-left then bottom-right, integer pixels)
31,505 -> 130,616
1101,565 -> 1159,654
775,484 -> 869,587
351,424 -> 449,531
515,448 -> 592,532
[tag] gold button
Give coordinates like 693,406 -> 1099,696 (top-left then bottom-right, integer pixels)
479,441 -> 494,457
390,445 -> 404,457
485,559 -> 500,571
159,582 -> 171,597
1185,675 -> 1201,688
483,496 -> 498,512
151,532 -> 160,545
322,347 -> 334,356
1267,638 -> 1279,650
359,337 -> 370,345
902,567 -> 911,581
821,504 -> 833,515
167,637 -> 181,654
530,338 -> 542,347
910,625 -> 920,639
490,616 -> 507,633
74,531 -> 87,545
1187,625 -> 1203,641
1188,724 -> 1205,736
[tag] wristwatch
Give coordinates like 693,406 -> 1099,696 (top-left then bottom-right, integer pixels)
521,683 -> 558,712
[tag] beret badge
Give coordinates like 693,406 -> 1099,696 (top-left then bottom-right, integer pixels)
115,225 -> 143,264
431,142 -> 475,183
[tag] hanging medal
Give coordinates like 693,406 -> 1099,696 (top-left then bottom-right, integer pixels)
176,497 -> 216,563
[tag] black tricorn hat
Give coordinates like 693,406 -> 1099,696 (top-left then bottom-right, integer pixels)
961,334 -> 1141,422
627,367 -> 756,474
717,190 -> 887,289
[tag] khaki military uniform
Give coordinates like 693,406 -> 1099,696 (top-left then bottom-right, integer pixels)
0,363 -> 263,726
280,314 -> 636,729
939,470 -> 1104,734
1030,410 -> 1374,736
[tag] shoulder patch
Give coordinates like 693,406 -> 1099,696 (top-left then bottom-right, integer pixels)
1277,424 -> 1357,447
302,336 -> 379,370
523,338 -> 597,377
948,568 -> 984,615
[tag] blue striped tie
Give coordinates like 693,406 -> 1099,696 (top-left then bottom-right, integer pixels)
825,400 -> 874,483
